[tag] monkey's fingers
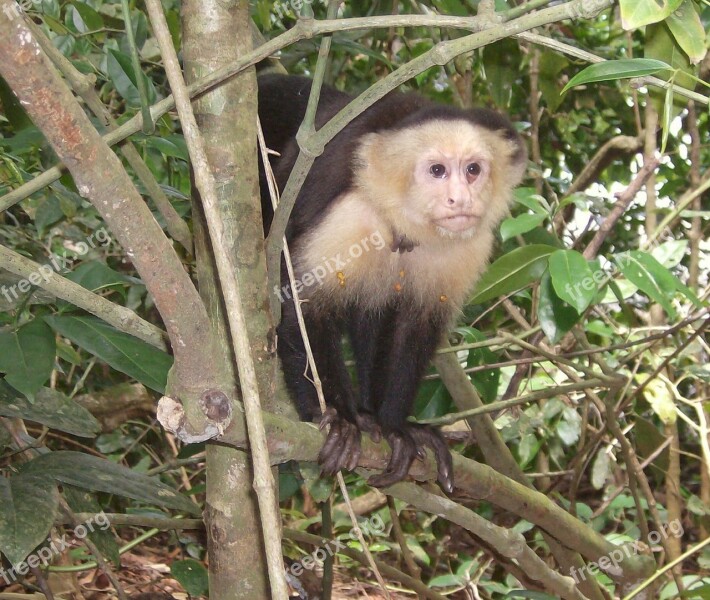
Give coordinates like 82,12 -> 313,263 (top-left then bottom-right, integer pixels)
411,427 -> 454,493
318,420 -> 349,474
356,413 -> 382,443
318,417 -> 361,476
317,406 -> 339,431
367,432 -> 417,489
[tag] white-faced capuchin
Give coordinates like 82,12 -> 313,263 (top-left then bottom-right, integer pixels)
258,74 -> 526,492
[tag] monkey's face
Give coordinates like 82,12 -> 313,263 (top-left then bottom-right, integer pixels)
356,119 -> 521,242
410,147 -> 490,236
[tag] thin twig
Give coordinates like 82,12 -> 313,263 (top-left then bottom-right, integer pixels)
583,158 -> 660,260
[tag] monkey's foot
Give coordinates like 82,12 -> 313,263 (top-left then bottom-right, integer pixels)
367,426 -> 454,493
355,413 -> 382,443
317,408 -> 362,475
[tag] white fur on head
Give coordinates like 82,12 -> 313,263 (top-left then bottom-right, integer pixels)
354,119 -> 525,244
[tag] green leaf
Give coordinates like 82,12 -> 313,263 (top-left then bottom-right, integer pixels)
432,0 -> 468,15
106,49 -> 157,108
44,315 -> 172,393
518,433 -> 540,468
65,261 -> 131,296
616,251 -> 703,317
646,22 -> 698,118
652,240 -> 688,269
0,74 -> 32,130
454,327 -> 501,403
548,250 -> 596,313
636,375 -> 677,425
0,319 -> 56,401
0,387 -> 100,437
500,213 -> 547,242
686,364 -> 710,383
619,0 -> 683,29
542,398 -> 565,421
686,495 -> 710,517
513,188 -> 550,215
591,448 -> 611,490
562,59 -> 672,93
414,378 -> 453,419
142,135 -> 189,161
254,0 -> 272,30
278,467 -> 301,502
537,272 -> 579,343
615,251 -> 674,316
0,474 -> 59,566
34,196 -> 65,233
70,1 -> 104,33
679,583 -> 710,598
21,451 -> 200,514
63,485 -> 120,566
430,573 -> 464,588
482,38 -> 520,108
635,417 -> 670,473
538,51 -> 569,112
556,408 -> 581,446
666,0 -> 708,64
333,39 -> 396,69
299,463 -> 334,504
171,559 -> 209,596
470,245 -> 557,304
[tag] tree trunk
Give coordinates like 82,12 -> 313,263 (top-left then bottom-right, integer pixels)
181,1 -> 283,596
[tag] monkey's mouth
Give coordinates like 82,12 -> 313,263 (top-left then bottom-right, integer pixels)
436,214 -> 479,232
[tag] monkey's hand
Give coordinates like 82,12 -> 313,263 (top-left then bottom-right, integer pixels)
317,408 -> 362,475
367,425 -> 454,493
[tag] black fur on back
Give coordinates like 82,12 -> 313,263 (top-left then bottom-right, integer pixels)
258,74 -> 523,240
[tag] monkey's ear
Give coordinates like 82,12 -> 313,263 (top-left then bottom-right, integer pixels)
355,132 -> 387,171
494,134 -> 527,188
508,140 -> 528,186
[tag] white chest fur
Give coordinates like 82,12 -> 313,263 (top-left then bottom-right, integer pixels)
293,193 -> 495,312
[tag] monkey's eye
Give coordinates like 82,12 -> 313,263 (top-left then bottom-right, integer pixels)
430,164 -> 446,178
466,162 -> 482,178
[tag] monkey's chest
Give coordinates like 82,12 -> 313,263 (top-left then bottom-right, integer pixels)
293,195 -> 489,311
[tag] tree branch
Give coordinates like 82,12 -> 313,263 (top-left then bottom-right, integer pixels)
0,8 -> 227,436
170,405 -> 658,589
0,243 -> 166,350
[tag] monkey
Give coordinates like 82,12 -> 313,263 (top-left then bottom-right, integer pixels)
258,74 -> 526,492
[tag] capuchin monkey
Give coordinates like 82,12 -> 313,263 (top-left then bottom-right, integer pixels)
259,74 -> 526,492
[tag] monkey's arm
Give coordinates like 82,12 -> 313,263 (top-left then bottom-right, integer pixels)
369,305 -> 454,492
277,297 -> 364,475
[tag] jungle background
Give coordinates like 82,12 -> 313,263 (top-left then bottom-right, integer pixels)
0,0 -> 708,598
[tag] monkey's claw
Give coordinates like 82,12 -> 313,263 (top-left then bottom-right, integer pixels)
317,408 -> 362,475
367,426 -> 454,493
